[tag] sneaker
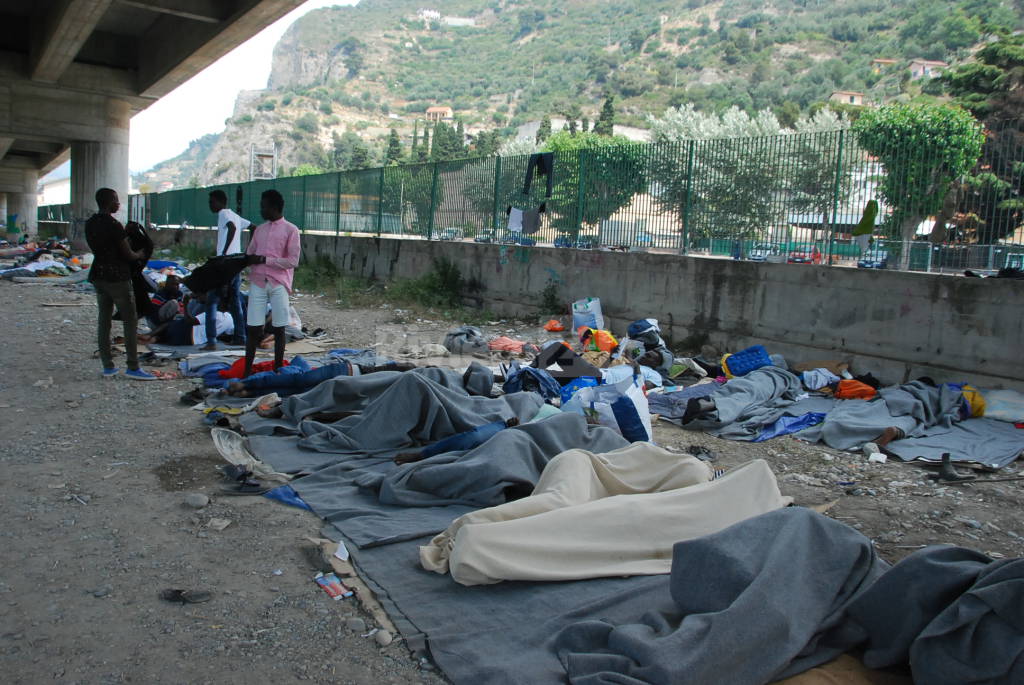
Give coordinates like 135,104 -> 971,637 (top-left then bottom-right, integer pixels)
125,368 -> 158,381
102,367 -> 119,377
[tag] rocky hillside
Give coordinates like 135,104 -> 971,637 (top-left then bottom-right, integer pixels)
136,0 -> 1022,188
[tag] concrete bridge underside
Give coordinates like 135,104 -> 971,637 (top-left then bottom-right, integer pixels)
0,0 -> 303,235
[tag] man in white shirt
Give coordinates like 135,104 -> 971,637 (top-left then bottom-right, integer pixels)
203,189 -> 252,350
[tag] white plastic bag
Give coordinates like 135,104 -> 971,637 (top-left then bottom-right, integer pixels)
571,297 -> 604,331
561,373 -> 653,442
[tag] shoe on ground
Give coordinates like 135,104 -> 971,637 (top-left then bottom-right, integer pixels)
102,367 -> 119,377
125,368 -> 157,381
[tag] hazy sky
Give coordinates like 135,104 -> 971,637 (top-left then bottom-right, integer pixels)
128,0 -> 355,173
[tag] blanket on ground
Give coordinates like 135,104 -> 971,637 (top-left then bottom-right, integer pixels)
554,507 -> 1024,685
241,364 -> 496,435
679,366 -> 808,439
288,372 -> 543,456
797,380 -> 962,450
358,412 -> 629,508
420,446 -> 790,585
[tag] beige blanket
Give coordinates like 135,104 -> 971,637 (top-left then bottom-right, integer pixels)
421,443 -> 792,585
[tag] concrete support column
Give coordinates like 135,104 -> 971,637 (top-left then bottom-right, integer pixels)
9,186 -> 38,237
70,98 -> 130,249
0,193 -> 7,234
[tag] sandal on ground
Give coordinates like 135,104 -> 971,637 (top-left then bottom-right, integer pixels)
159,589 -> 212,604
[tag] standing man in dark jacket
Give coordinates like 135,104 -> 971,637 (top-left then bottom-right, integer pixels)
85,188 -> 156,380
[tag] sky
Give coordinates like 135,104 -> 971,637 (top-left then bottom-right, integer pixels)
128,0 -> 356,173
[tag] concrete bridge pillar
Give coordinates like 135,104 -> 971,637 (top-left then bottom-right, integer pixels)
70,98 -> 130,248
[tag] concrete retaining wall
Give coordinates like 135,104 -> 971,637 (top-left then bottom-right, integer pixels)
155,229 -> 1024,390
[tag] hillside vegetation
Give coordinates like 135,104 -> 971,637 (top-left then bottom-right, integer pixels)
135,0 -> 1023,187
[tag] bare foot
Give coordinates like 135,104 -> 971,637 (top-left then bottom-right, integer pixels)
394,451 -> 426,465
227,381 -> 248,396
874,426 -> 906,448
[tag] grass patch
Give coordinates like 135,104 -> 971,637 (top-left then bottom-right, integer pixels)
159,240 -> 215,265
294,256 -> 505,324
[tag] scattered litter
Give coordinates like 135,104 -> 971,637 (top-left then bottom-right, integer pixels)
867,453 -> 887,464
374,629 -> 394,647
32,377 -> 54,388
345,617 -> 367,631
207,518 -> 232,531
159,588 -> 212,605
334,541 -> 350,562
314,572 -> 353,600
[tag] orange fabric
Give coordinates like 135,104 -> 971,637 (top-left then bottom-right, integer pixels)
543,319 -> 565,332
577,326 -> 618,353
489,336 -> 527,354
835,379 -> 877,400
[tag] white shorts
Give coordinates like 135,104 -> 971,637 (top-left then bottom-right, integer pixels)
247,283 -> 290,328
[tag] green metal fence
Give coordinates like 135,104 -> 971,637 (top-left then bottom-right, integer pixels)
41,118 -> 1024,272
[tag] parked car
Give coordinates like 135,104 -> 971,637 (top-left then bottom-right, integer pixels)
788,244 -> 822,264
857,249 -> 889,269
474,230 -> 495,244
498,231 -> 536,246
748,243 -> 782,262
432,227 -> 462,241
554,234 -> 600,249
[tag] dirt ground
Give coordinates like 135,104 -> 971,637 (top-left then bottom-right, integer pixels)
1,280 -> 1021,684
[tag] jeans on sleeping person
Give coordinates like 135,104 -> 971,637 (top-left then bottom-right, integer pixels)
240,357 -> 353,396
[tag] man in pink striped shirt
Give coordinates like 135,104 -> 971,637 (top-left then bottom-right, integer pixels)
243,189 -> 301,377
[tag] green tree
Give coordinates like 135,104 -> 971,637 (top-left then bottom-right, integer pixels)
418,127 -> 430,162
853,104 -> 984,266
473,130 -> 501,157
430,122 -> 463,161
330,131 -> 371,170
941,33 -> 1024,241
536,114 -> 552,144
295,113 -> 319,134
385,128 -> 402,165
541,130 -> 647,236
289,163 -> 326,177
647,104 -> 790,242
594,96 -> 615,136
382,163 -> 441,237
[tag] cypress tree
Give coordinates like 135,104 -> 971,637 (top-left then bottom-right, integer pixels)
536,114 -> 552,143
594,95 -> 616,136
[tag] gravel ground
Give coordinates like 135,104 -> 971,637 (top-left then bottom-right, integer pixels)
1,280 -> 1021,684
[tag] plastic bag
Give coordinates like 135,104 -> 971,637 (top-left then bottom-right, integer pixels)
571,297 -> 604,331
561,373 -> 652,442
444,326 -> 487,355
560,376 -> 600,405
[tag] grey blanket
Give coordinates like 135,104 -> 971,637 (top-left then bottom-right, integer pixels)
554,507 -> 1024,685
281,363 -> 493,424
681,366 -> 806,439
359,412 -> 630,508
292,373 -> 543,456
259,414 -> 624,546
883,417 -> 1024,469
798,380 -> 963,450
554,508 -> 888,685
